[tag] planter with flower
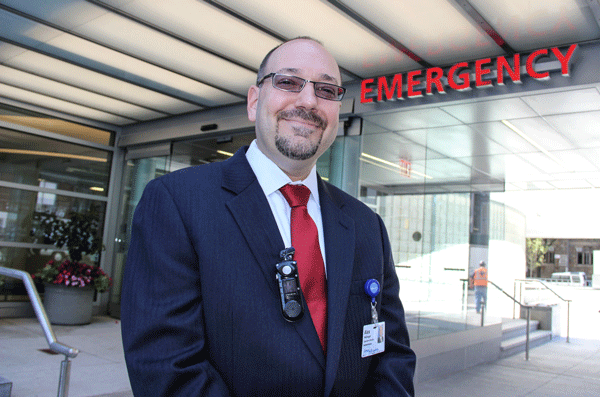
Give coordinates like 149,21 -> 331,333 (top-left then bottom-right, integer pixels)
32,206 -> 111,325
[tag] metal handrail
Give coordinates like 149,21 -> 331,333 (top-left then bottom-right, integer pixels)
487,280 -> 534,360
0,267 -> 78,397
514,278 -> 571,342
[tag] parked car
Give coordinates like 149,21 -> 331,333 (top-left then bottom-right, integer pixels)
550,272 -> 587,286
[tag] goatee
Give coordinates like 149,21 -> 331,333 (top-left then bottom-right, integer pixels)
275,108 -> 327,160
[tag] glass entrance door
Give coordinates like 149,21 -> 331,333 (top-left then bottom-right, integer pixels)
109,132 -> 255,317
109,155 -> 170,317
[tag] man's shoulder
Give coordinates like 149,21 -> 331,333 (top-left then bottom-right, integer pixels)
152,161 -> 224,188
152,147 -> 251,190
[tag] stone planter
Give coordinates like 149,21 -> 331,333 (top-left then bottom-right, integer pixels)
43,283 -> 94,325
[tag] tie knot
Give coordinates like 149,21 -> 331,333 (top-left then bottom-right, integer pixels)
280,184 -> 311,208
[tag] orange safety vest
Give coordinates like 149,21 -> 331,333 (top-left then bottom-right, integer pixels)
472,268 -> 488,286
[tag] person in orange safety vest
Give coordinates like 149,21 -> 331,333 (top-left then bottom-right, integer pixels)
470,261 -> 488,313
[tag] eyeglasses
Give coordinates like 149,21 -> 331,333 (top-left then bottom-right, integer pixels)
257,73 -> 346,101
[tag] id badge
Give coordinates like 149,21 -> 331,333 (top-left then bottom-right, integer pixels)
362,322 -> 385,358
362,279 -> 385,358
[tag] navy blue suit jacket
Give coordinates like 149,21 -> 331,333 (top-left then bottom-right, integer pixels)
121,147 -> 416,396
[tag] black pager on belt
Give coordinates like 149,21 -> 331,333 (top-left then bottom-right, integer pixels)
276,247 -> 304,322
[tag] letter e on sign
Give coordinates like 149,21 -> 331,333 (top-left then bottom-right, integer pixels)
475,58 -> 493,88
361,78 -> 374,104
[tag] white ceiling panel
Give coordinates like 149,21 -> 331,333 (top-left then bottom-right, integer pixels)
552,170 -> 600,181
360,130 -> 432,185
422,158 -> 473,180
0,82 -> 133,125
551,149 -> 598,172
521,88 -> 600,116
101,0 -> 281,70
360,157 -> 429,186
0,65 -> 165,120
425,125 -> 509,158
45,34 -> 241,106
5,48 -> 200,114
469,0 -> 600,51
506,181 -> 527,191
0,6 -> 63,44
340,0 -> 500,65
549,179 -> 594,189
359,161 -> 411,186
361,131 -> 428,163
518,152 -> 568,174
502,154 -> 552,182
0,6 -> 241,107
0,0 -> 107,30
393,129 -> 440,157
441,98 -> 538,123
578,146 -> 600,170
544,111 -> 600,148
470,121 -> 538,154
508,117 -> 576,151
365,108 -> 462,132
217,0 -> 420,77
72,12 -> 255,94
471,154 -> 504,177
0,41 -> 27,62
1,0 -> 256,94
527,181 -> 554,190
361,119 -> 390,135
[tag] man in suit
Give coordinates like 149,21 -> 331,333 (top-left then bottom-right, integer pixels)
121,37 -> 416,396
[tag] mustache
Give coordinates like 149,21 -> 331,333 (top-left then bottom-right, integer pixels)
277,108 -> 327,130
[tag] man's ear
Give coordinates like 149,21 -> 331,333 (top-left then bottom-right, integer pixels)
247,85 -> 259,122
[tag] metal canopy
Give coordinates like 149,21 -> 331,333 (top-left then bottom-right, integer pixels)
0,0 -> 600,192
1,0 -> 598,125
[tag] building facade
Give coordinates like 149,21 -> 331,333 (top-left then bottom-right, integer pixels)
535,238 -> 599,279
1,0 -> 600,383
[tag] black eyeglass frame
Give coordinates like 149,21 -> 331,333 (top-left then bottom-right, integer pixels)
257,73 -> 346,101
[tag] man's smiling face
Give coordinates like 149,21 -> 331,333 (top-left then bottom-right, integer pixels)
247,39 -> 342,176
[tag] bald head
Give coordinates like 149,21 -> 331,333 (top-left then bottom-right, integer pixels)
257,37 -> 341,86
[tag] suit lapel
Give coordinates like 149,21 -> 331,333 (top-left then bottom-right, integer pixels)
222,148 -> 326,368
222,149 -> 284,294
318,179 -> 356,396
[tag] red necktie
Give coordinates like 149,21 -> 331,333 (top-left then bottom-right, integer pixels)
279,184 -> 327,351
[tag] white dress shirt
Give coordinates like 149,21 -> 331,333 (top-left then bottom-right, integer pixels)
245,140 -> 327,271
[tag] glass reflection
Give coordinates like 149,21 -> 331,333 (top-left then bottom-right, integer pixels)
0,128 -> 112,196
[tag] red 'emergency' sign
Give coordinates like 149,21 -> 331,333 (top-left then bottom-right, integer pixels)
361,44 -> 578,103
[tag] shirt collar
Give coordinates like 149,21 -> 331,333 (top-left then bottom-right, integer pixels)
246,140 -> 320,206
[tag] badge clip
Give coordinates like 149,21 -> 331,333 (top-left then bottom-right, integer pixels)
362,279 -> 385,358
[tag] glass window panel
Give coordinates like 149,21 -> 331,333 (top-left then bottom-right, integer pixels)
0,103 -> 113,146
0,248 -> 40,302
170,132 -> 255,170
0,128 -> 112,196
0,187 -> 106,249
360,115 -> 512,340
0,195 -> 106,298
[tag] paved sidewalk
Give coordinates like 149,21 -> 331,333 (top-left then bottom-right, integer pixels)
415,337 -> 600,397
0,316 -> 132,397
2,315 -> 599,396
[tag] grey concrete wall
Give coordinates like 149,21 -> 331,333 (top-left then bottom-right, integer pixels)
412,323 -> 502,383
